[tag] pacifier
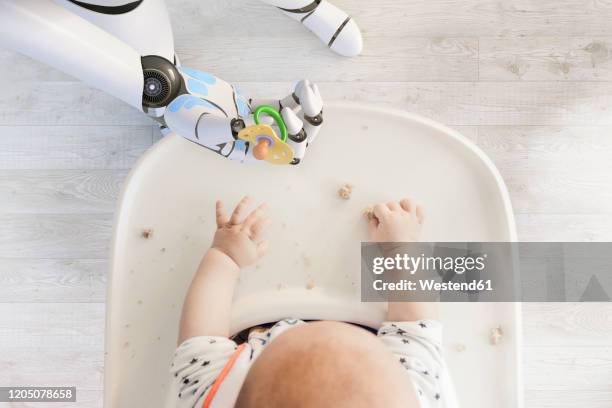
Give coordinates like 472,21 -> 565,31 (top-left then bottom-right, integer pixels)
237,105 -> 294,165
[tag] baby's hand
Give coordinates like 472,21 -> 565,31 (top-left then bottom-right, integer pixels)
367,198 -> 424,242
212,196 -> 271,268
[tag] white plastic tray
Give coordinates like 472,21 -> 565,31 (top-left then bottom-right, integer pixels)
105,102 -> 522,408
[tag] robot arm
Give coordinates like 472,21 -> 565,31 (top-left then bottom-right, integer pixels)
162,65 -> 324,165
0,0 -> 144,111
0,0 -> 324,165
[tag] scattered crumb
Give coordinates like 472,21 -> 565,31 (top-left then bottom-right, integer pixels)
130,352 -> 136,359
124,324 -> 131,329
129,269 -> 135,275
338,183 -> 354,200
160,247 -> 166,253
293,241 -> 299,247
281,222 -> 287,229
157,336 -> 161,341
137,300 -> 143,305
301,254 -> 311,268
490,326 -> 504,345
455,343 -> 466,352
198,216 -> 205,223
362,125 -> 369,131
363,206 -> 376,220
306,278 -> 316,290
123,341 -> 130,349
141,228 -> 153,239
276,283 -> 287,291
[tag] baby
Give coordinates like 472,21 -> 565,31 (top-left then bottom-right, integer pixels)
168,196 -> 458,408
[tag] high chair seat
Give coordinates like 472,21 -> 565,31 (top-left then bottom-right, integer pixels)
105,102 -> 522,408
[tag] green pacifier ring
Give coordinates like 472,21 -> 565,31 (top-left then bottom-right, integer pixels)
253,105 -> 288,142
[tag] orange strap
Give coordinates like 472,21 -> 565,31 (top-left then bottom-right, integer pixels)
202,343 -> 246,408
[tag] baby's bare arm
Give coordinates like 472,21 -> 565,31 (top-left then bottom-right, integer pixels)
178,196 -> 270,344
366,198 -> 438,321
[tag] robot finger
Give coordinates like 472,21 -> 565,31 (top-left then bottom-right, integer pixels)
297,80 -> 323,118
295,83 -> 324,145
281,107 -> 308,165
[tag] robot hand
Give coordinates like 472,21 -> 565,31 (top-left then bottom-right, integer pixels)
147,57 -> 323,165
274,79 -> 324,165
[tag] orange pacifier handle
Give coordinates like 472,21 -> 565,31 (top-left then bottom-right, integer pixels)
253,136 -> 272,160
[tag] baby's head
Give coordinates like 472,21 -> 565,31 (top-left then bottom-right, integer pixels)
235,321 -> 418,408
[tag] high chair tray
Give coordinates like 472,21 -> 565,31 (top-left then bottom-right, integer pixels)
105,102 -> 522,408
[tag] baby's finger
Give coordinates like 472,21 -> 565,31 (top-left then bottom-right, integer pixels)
250,218 -> 272,242
368,217 -> 379,236
416,205 -> 425,224
400,198 -> 415,213
257,240 -> 269,257
243,203 -> 268,230
229,196 -> 251,225
387,201 -> 400,211
216,200 -> 229,228
373,203 -> 390,219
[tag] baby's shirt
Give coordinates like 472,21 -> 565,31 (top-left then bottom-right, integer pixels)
166,319 -> 458,408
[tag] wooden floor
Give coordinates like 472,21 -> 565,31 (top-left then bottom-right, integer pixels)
1,0 -> 612,406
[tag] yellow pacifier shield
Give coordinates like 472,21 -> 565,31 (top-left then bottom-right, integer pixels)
238,124 -> 294,165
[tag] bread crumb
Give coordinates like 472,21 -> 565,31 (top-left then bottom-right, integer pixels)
306,278 -> 316,290
160,247 -> 166,253
338,183 -> 354,200
277,283 -> 287,290
301,254 -> 311,268
141,228 -> 153,239
363,207 -> 375,220
490,326 -> 504,345
455,343 -> 466,352
137,300 -> 143,305
123,341 -> 130,349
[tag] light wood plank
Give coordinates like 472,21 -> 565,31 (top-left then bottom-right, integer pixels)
0,81 -> 150,126
0,214 -> 112,259
525,390 -> 612,408
0,126 -> 154,170
517,214 -> 612,241
170,0 -> 612,39
178,37 -> 479,82
525,346 -> 612,390
0,170 -> 126,214
0,303 -> 104,392
0,259 -> 105,303
480,38 -> 612,81
523,303 -> 612,347
477,126 -> 612,214
0,302 -> 103,348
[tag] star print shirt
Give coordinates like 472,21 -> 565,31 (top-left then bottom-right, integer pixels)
166,318 -> 458,408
